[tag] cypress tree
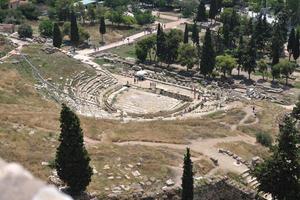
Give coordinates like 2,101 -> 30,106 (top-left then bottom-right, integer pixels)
181,148 -> 194,200
99,16 -> 106,44
191,22 -> 199,45
209,0 -> 218,20
55,104 -> 93,195
287,28 -> 295,58
271,23 -> 282,65
156,23 -> 166,61
200,29 -> 215,76
293,30 -> 300,60
183,23 -> 189,44
253,14 -> 265,51
70,11 -> 79,45
53,23 -> 62,48
236,33 -> 245,76
244,36 -> 257,79
196,1 -> 207,22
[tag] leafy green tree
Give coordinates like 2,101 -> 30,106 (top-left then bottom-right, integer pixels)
135,35 -> 156,62
196,0 -> 207,22
216,54 -> 237,77
55,104 -> 93,195
253,115 -> 300,200
122,15 -> 137,27
99,17 -> 106,44
181,148 -> 193,200
200,29 -> 215,76
134,10 -> 155,25
53,23 -> 62,48
39,19 -> 53,38
87,4 -> 96,24
164,29 -> 183,66
191,22 -> 199,45
293,30 -> 299,61
257,59 -> 268,80
183,23 -> 189,44
178,43 -> 197,71
243,36 -> 257,79
275,59 -> 297,85
70,11 -> 79,45
271,64 -> 281,81
18,3 -> 39,20
18,24 -> 33,38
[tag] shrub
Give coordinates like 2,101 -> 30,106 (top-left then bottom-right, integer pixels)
256,132 -> 273,147
18,24 -> 33,38
39,19 -> 53,37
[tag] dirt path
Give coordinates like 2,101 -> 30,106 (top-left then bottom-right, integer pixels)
231,105 -> 260,131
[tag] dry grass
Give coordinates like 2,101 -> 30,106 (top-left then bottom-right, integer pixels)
0,36 -> 14,57
216,141 -> 270,161
237,101 -> 287,137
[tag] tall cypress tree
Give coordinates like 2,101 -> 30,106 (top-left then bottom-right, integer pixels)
53,23 -> 62,48
271,23 -> 282,65
293,30 -> 300,60
209,0 -> 218,20
287,28 -> 295,58
236,33 -> 245,76
191,22 -> 199,45
244,36 -> 257,79
183,23 -> 189,44
156,23 -> 166,61
200,29 -> 215,76
181,148 -> 193,200
253,14 -> 265,51
196,1 -> 207,22
99,16 -> 106,44
70,11 -> 79,45
55,104 -> 93,195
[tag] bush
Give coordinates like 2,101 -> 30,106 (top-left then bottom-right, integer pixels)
17,3 -> 39,20
39,19 -> 53,37
18,24 -> 33,38
256,132 -> 273,147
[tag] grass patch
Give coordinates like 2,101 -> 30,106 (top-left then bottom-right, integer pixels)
108,43 -> 137,58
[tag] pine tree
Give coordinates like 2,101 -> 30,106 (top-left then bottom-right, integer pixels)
253,115 -> 300,200
191,22 -> 199,45
271,23 -> 282,65
200,29 -> 215,76
53,23 -> 62,48
209,0 -> 218,20
244,36 -> 257,79
293,30 -> 300,60
287,28 -> 295,59
70,11 -> 80,45
196,1 -> 207,22
183,23 -> 189,44
253,14 -> 266,51
99,16 -> 106,44
55,104 -> 93,195
181,148 -> 194,200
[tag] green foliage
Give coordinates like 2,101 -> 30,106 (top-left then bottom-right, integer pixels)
55,104 -> 93,195
216,54 -> 237,76
183,23 -> 189,44
181,148 -> 194,200
134,10 -> 155,25
253,116 -> 300,200
17,3 -> 39,20
243,36 -> 257,79
178,43 -> 197,71
209,0 -> 218,19
255,132 -> 273,147
18,24 -> 33,38
39,19 -> 53,37
274,59 -> 297,85
257,59 -> 269,80
293,30 -> 300,60
135,35 -> 156,62
53,23 -> 62,48
180,0 -> 198,18
291,101 -> 300,121
191,22 -> 199,45
62,22 -> 71,36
